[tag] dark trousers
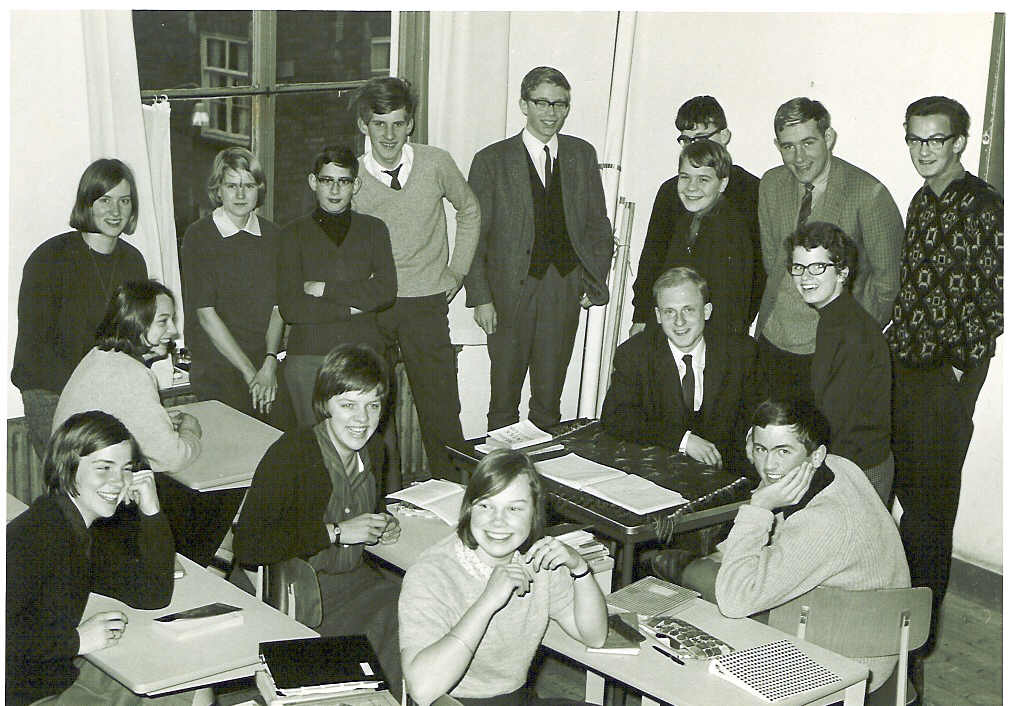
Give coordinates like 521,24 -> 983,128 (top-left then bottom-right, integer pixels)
377,295 -> 464,480
891,358 -> 989,654
155,474 -> 244,568
755,335 -> 813,406
486,265 -> 582,432
191,360 -> 297,433
21,388 -> 61,462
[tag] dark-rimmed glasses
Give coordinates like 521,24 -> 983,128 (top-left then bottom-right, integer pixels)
904,134 -> 957,150
789,262 -> 838,277
677,129 -> 720,146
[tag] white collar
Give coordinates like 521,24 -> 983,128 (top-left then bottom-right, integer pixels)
668,336 -> 707,366
522,128 -> 559,159
362,142 -> 414,180
212,207 -> 261,237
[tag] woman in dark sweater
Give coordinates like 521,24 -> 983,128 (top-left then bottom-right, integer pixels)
181,146 -> 294,430
12,159 -> 147,461
277,145 -> 396,426
6,411 -> 181,705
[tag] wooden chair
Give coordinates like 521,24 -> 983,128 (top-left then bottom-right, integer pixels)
768,585 -> 932,706
254,558 -> 323,629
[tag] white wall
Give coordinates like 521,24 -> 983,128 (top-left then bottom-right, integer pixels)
8,11 -> 94,419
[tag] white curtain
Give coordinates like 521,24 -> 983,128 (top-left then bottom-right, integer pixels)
81,10 -> 184,336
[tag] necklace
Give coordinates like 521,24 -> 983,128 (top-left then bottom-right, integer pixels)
83,234 -> 118,302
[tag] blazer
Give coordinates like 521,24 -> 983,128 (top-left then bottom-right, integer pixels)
601,326 -> 756,474
756,155 -> 903,340
464,132 -> 614,326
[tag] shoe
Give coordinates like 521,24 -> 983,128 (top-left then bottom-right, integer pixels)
645,548 -> 698,584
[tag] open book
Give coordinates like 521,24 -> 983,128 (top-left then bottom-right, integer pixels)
536,454 -> 687,515
476,420 -> 553,452
386,479 -> 465,525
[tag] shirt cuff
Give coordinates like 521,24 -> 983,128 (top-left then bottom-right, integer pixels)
678,430 -> 691,453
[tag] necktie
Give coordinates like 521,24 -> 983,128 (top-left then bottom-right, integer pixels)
681,354 -> 695,412
796,182 -> 814,227
383,166 -> 402,191
543,145 -> 553,191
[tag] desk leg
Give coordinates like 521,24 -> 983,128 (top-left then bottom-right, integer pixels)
584,672 -> 605,705
640,696 -> 659,706
619,539 -> 635,589
191,687 -> 214,706
842,680 -> 866,706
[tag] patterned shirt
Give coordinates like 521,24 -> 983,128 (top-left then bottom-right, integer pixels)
887,172 -> 1003,369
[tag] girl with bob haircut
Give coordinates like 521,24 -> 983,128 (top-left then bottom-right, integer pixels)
787,222 -> 893,502
398,449 -> 608,706
6,410 -> 186,706
12,158 -> 147,462
235,343 -> 404,696
182,147 -> 295,430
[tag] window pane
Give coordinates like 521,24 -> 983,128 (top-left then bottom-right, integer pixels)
134,10 -> 252,90
276,11 -> 391,84
271,91 -> 363,227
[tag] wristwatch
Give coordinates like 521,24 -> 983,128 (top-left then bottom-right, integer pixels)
330,522 -> 342,544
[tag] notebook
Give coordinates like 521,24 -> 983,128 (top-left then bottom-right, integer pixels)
260,635 -> 386,697
605,576 -> 700,617
586,612 -> 646,655
386,479 -> 465,525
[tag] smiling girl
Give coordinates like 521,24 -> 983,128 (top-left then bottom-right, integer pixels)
399,449 -> 608,706
6,411 -> 182,706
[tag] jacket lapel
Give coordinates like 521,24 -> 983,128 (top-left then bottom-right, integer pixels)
701,335 -> 723,421
817,156 -> 845,226
506,133 -> 534,227
652,328 -> 688,415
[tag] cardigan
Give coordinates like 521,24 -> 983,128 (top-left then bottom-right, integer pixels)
53,348 -> 201,474
812,290 -> 891,470
12,231 -> 147,394
353,144 -> 480,298
6,494 -> 174,704
277,209 -> 396,356
233,424 -> 386,571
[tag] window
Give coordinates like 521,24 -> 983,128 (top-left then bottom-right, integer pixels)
132,10 -> 402,243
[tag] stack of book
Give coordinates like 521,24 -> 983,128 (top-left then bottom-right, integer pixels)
548,525 -> 614,576
257,635 -> 389,705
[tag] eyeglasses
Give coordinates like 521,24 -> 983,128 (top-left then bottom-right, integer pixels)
526,98 -> 570,113
315,176 -> 356,189
221,182 -> 257,193
677,129 -> 720,146
789,262 -> 838,277
904,134 -> 957,150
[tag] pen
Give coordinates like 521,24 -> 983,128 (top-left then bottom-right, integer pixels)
652,644 -> 685,665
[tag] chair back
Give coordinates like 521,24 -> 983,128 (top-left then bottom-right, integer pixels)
262,557 -> 323,629
768,585 -> 931,658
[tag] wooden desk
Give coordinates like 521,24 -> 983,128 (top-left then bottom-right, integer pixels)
169,400 -> 282,491
83,554 -> 316,695
448,421 -> 751,588
7,492 -> 29,522
368,513 -> 868,706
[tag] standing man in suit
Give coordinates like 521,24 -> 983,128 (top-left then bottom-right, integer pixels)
888,96 -> 1002,667
631,95 -> 761,337
601,267 -> 755,472
755,98 -> 903,401
465,66 -> 614,432
352,77 -> 481,479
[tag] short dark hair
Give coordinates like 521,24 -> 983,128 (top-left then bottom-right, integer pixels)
94,279 -> 175,361
675,95 -> 727,132
751,397 -> 831,454
653,266 -> 710,305
353,77 -> 417,123
312,344 -> 389,423
69,158 -> 139,235
786,221 -> 858,287
311,145 -> 360,179
905,95 -> 970,140
520,66 -> 571,100
679,140 -> 732,180
207,146 -> 267,207
457,449 -> 546,552
45,410 -> 139,497
774,97 -> 831,137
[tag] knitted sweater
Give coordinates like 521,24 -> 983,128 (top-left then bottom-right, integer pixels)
12,231 -> 147,394
353,144 -> 480,297
399,534 -> 575,703
53,348 -> 201,474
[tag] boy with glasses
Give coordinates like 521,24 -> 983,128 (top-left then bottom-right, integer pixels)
465,66 -> 613,432
631,95 -> 761,337
887,95 -> 1003,666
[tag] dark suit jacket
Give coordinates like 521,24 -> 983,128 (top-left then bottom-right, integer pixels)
464,132 -> 614,326
601,326 -> 756,474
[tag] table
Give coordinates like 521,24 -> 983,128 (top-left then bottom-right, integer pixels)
168,400 -> 282,491
367,512 -> 869,706
83,554 -> 317,696
7,492 -> 29,521
448,420 -> 752,587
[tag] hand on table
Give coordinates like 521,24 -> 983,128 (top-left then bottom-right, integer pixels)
168,411 -> 202,439
338,513 -> 390,545
77,611 -> 128,654
378,512 -> 401,544
684,434 -> 723,468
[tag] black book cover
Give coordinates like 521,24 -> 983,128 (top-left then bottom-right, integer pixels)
259,634 -> 386,690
